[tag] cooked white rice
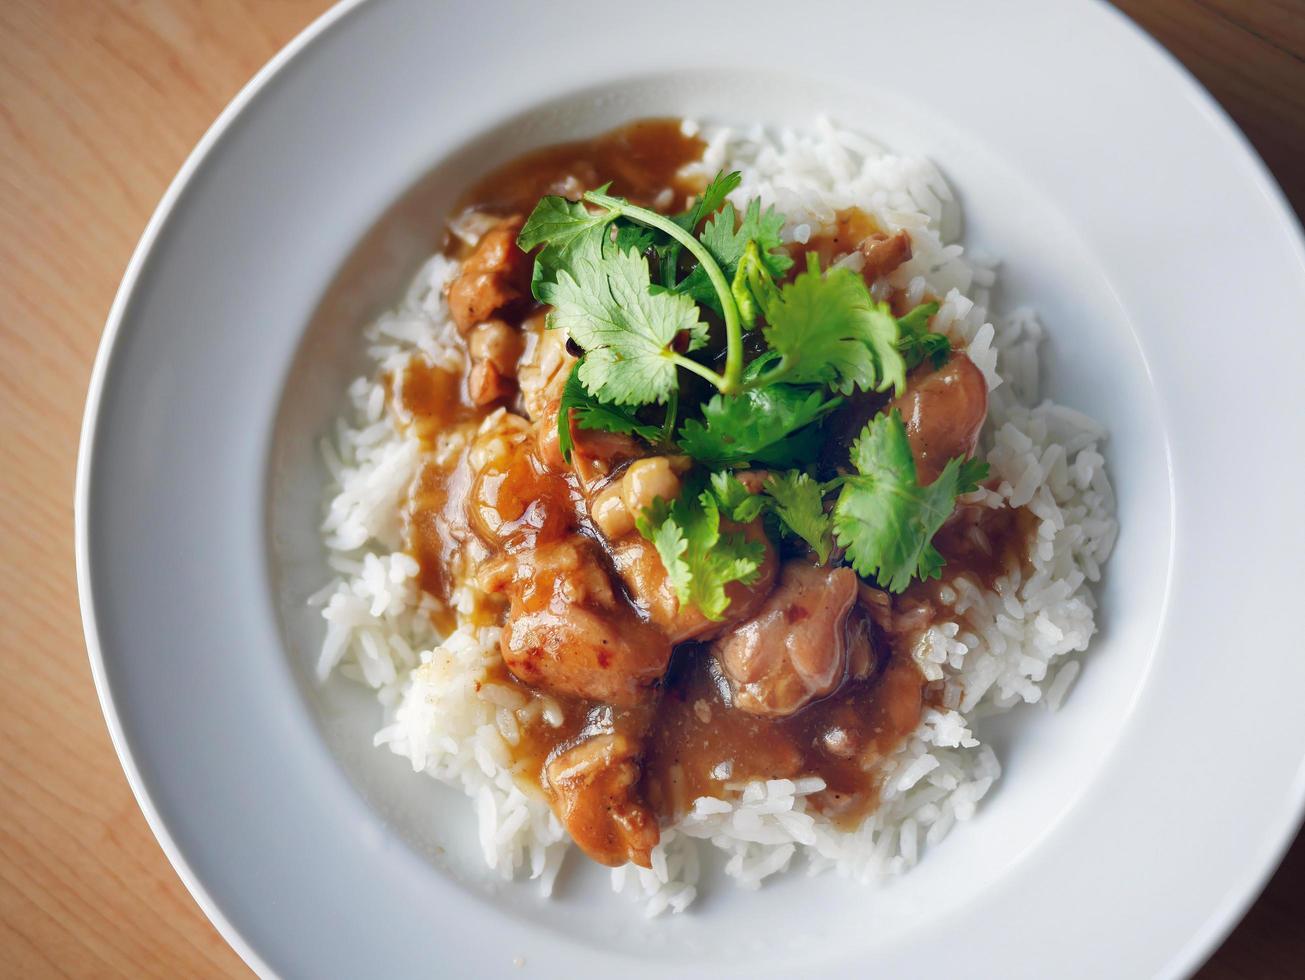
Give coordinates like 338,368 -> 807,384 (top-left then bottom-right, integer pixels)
311,118 -> 1117,915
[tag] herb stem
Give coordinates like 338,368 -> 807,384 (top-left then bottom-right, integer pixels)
741,361 -> 793,392
667,352 -> 728,390
585,191 -> 744,394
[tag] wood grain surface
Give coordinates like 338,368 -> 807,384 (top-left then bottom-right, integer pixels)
1,1 -> 1300,976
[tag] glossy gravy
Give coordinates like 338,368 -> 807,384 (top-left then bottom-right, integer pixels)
394,118 -> 1034,831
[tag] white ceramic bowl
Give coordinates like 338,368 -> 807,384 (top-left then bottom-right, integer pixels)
78,1 -> 1305,976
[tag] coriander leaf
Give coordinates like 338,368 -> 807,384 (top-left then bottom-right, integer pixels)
710,468 -> 836,562
709,471 -> 767,523
519,197 -> 616,292
635,483 -> 766,620
832,410 -> 989,593
656,171 -> 743,288
582,187 -> 742,392
638,497 -> 691,601
762,471 -> 834,563
679,170 -> 743,232
613,221 -> 657,258
518,195 -> 609,252
680,199 -> 793,314
896,301 -> 939,339
677,385 -> 841,468
895,301 -> 951,370
538,244 -> 708,406
557,362 -> 662,461
759,254 -> 907,396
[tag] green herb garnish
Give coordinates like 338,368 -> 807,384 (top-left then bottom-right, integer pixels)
709,470 -> 834,563
635,479 -> 766,621
833,410 -> 988,593
895,301 -> 951,370
760,470 -> 836,564
676,386 -> 840,468
519,182 -> 983,607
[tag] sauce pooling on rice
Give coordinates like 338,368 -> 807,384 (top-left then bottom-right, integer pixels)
391,119 -> 1034,869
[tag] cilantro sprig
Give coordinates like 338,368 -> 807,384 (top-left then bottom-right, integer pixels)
833,410 -> 988,592
711,470 -> 836,564
896,301 -> 951,370
680,199 -> 792,314
748,253 -> 907,396
634,478 -> 766,621
676,385 -> 840,468
580,186 -> 748,394
517,180 -> 985,607
539,238 -> 707,406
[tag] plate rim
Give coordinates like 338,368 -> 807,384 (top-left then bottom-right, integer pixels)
74,1 -> 1305,977
1044,9 -> 1305,968
74,1 -> 369,975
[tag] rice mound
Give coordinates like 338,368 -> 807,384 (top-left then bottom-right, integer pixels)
310,118 -> 1117,915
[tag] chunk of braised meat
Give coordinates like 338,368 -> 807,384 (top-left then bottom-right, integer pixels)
468,428 -> 579,550
587,456 -> 687,541
713,562 -> 876,717
516,312 -> 575,424
446,215 -> 533,332
465,319 -> 524,407
859,229 -> 912,283
888,351 -> 988,485
479,537 -> 672,707
544,707 -> 659,868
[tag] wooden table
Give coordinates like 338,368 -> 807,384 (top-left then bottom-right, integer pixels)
1,1 -> 1300,975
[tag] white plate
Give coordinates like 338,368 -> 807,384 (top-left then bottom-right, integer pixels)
77,0 -> 1305,976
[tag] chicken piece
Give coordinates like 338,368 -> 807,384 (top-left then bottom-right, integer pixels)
467,360 -> 513,407
481,537 -> 672,707
608,521 -> 779,644
466,319 -> 524,407
591,460 -> 778,642
544,724 -> 659,868
446,216 -> 533,332
713,562 -> 871,717
516,314 -> 574,423
858,229 -> 913,283
887,351 -> 988,485
588,456 -> 689,541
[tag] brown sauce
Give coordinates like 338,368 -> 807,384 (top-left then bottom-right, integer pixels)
393,358 -> 479,442
387,119 -> 1036,847
926,499 -> 1038,592
644,648 -> 925,826
405,459 -> 468,636
482,658 -> 590,782
798,208 -> 883,270
448,118 -> 706,250
390,360 -> 482,631
480,494 -> 1034,818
